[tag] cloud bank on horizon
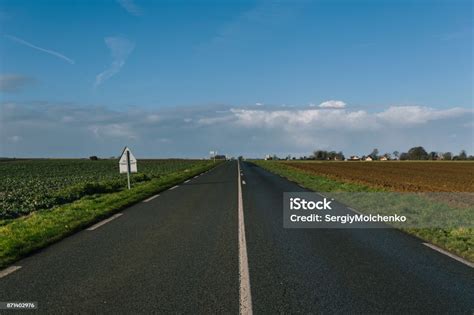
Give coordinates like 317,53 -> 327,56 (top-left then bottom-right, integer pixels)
1,101 -> 472,158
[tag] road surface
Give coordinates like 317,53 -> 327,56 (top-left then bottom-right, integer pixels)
1,161 -> 473,313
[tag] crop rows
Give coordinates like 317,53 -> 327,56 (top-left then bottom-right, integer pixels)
284,161 -> 474,192
0,159 -> 211,219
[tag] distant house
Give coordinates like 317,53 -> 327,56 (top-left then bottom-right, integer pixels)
379,156 -> 388,161
348,155 -> 361,161
265,154 -> 272,160
363,156 -> 373,161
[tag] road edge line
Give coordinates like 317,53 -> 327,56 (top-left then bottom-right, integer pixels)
87,213 -> 123,231
0,266 -> 21,279
422,243 -> 473,268
238,161 -> 253,315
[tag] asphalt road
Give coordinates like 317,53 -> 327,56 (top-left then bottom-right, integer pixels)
1,160 -> 473,314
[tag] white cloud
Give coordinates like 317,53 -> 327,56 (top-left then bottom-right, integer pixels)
4,35 -> 75,64
88,123 -> 136,139
230,108 -> 376,130
95,37 -> 135,87
376,106 -> 470,125
318,100 -> 346,109
197,115 -> 234,125
117,0 -> 142,16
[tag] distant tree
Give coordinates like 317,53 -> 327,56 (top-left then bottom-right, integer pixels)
459,150 -> 467,160
89,156 -> 99,160
399,152 -> 409,160
313,150 -> 328,160
369,148 -> 379,160
442,152 -> 453,160
327,151 -> 337,160
407,146 -> 428,160
312,149 -> 345,161
393,151 -> 399,159
382,153 -> 392,160
428,151 -> 438,160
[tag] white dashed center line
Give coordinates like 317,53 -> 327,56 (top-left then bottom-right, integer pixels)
238,161 -> 253,314
143,194 -> 160,203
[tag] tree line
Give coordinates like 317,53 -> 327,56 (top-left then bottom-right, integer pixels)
272,147 -> 473,161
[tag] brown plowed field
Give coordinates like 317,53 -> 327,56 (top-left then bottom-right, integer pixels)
284,161 -> 474,192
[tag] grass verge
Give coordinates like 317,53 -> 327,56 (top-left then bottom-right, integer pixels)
252,160 -> 473,263
0,161 -> 221,268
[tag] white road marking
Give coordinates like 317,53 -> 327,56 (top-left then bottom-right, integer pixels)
143,194 -> 160,203
87,213 -> 123,231
0,266 -> 21,279
242,180 -> 246,185
238,161 -> 253,314
184,179 -> 191,183
422,243 -> 473,268
169,185 -> 179,190
194,175 -> 199,178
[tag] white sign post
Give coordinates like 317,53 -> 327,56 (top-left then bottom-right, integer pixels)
119,146 -> 137,189
210,150 -> 217,163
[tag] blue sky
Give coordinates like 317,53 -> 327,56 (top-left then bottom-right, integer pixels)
0,0 -> 472,158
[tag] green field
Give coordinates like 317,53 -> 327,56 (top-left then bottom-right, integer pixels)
0,159 -> 211,220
